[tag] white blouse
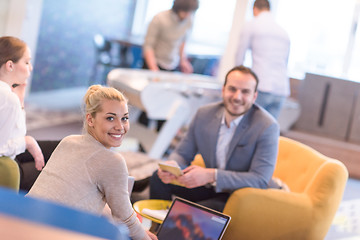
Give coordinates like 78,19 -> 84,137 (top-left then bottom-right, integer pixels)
0,81 -> 26,159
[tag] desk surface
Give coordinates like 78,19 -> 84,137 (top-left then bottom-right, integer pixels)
107,68 -> 222,112
107,68 -> 222,158
107,35 -> 223,57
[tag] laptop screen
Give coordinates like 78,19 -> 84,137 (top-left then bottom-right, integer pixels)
156,197 -> 231,240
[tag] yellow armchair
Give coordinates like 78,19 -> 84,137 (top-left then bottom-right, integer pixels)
0,156 -> 20,192
221,136 -> 348,240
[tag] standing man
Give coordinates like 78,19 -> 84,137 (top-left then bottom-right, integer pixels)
143,0 -> 199,73
235,0 -> 290,119
150,65 -> 279,211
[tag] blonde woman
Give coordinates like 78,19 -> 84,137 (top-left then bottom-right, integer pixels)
28,85 -> 157,240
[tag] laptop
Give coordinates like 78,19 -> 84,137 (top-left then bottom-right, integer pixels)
156,197 -> 231,240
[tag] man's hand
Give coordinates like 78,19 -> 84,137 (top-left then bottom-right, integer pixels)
178,165 -> 215,188
25,136 -> 45,171
157,160 -> 180,184
180,58 -> 193,74
144,49 -> 160,71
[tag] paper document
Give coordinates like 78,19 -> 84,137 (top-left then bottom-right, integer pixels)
142,208 -> 169,221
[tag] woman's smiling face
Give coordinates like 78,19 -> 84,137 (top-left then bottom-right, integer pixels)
86,99 -> 129,149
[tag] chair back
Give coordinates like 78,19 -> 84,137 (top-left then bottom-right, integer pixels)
0,156 -> 20,192
222,136 -> 348,240
273,136 -> 332,193
0,187 -> 128,239
273,137 -> 349,238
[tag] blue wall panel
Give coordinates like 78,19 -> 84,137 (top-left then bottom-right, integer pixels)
31,0 -> 134,92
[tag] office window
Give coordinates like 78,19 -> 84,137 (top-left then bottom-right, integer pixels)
133,0 -> 360,82
274,0 -> 360,81
131,0 -> 236,56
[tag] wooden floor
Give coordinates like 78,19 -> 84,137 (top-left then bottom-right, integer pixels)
283,130 -> 360,179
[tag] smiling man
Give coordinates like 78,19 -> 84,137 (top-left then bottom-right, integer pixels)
150,65 -> 280,212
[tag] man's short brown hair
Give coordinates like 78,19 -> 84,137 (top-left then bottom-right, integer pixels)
224,65 -> 259,92
172,0 -> 199,13
254,0 -> 270,10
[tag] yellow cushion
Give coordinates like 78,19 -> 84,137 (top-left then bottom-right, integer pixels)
0,156 -> 20,192
191,154 -> 206,167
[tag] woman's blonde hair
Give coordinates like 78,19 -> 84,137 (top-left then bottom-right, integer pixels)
83,85 -> 127,131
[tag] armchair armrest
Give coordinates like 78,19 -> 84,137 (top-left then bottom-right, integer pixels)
222,188 -> 314,240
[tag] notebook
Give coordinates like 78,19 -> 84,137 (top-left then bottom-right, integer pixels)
156,197 -> 231,240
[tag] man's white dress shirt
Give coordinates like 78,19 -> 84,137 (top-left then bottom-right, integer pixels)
216,114 -> 243,169
236,11 -> 290,97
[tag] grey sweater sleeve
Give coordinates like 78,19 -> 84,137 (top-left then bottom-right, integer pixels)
86,150 -> 148,240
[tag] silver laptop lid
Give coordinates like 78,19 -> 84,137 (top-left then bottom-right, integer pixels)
156,197 -> 231,240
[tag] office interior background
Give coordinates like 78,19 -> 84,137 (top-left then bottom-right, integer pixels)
1,0 -> 360,239
2,0 -> 359,170
1,0 -> 360,92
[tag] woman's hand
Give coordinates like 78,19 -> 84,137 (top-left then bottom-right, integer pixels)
11,83 -> 27,107
25,136 -> 45,170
